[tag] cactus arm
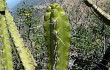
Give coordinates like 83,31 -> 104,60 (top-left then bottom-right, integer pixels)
0,14 -> 13,70
44,3 -> 70,70
5,8 -> 37,70
91,1 -> 110,20
85,0 -> 110,25
0,0 -> 13,70
55,4 -> 70,70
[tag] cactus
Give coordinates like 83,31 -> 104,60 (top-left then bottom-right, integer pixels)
0,0 -> 37,70
5,9 -> 37,70
0,14 -> 13,70
44,3 -> 70,70
0,0 -> 13,70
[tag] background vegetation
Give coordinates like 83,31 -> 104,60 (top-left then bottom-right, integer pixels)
9,0 -> 110,70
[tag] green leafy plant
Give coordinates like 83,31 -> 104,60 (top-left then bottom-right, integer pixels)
84,0 -> 110,69
16,4 -> 45,69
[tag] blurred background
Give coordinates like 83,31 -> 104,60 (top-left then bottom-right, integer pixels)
6,0 -> 110,70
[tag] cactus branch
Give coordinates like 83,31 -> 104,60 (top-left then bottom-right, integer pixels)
84,0 -> 110,26
44,3 -> 70,70
0,0 -> 13,70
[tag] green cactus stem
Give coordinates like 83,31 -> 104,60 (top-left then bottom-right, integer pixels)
0,0 -> 13,70
44,3 -> 70,70
5,9 -> 37,70
0,14 -> 13,70
0,0 -> 37,70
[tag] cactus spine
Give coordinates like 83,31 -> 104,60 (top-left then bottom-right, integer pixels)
44,3 -> 70,70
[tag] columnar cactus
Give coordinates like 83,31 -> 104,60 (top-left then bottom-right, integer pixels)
0,0 -> 13,70
0,0 -> 37,70
5,9 -> 37,70
44,3 -> 70,70
0,13 -> 13,70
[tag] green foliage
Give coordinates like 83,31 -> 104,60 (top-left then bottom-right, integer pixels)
71,0 -> 110,69
44,3 -> 70,70
71,17 -> 104,70
71,24 -> 103,52
16,3 -> 45,69
16,4 -> 44,46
